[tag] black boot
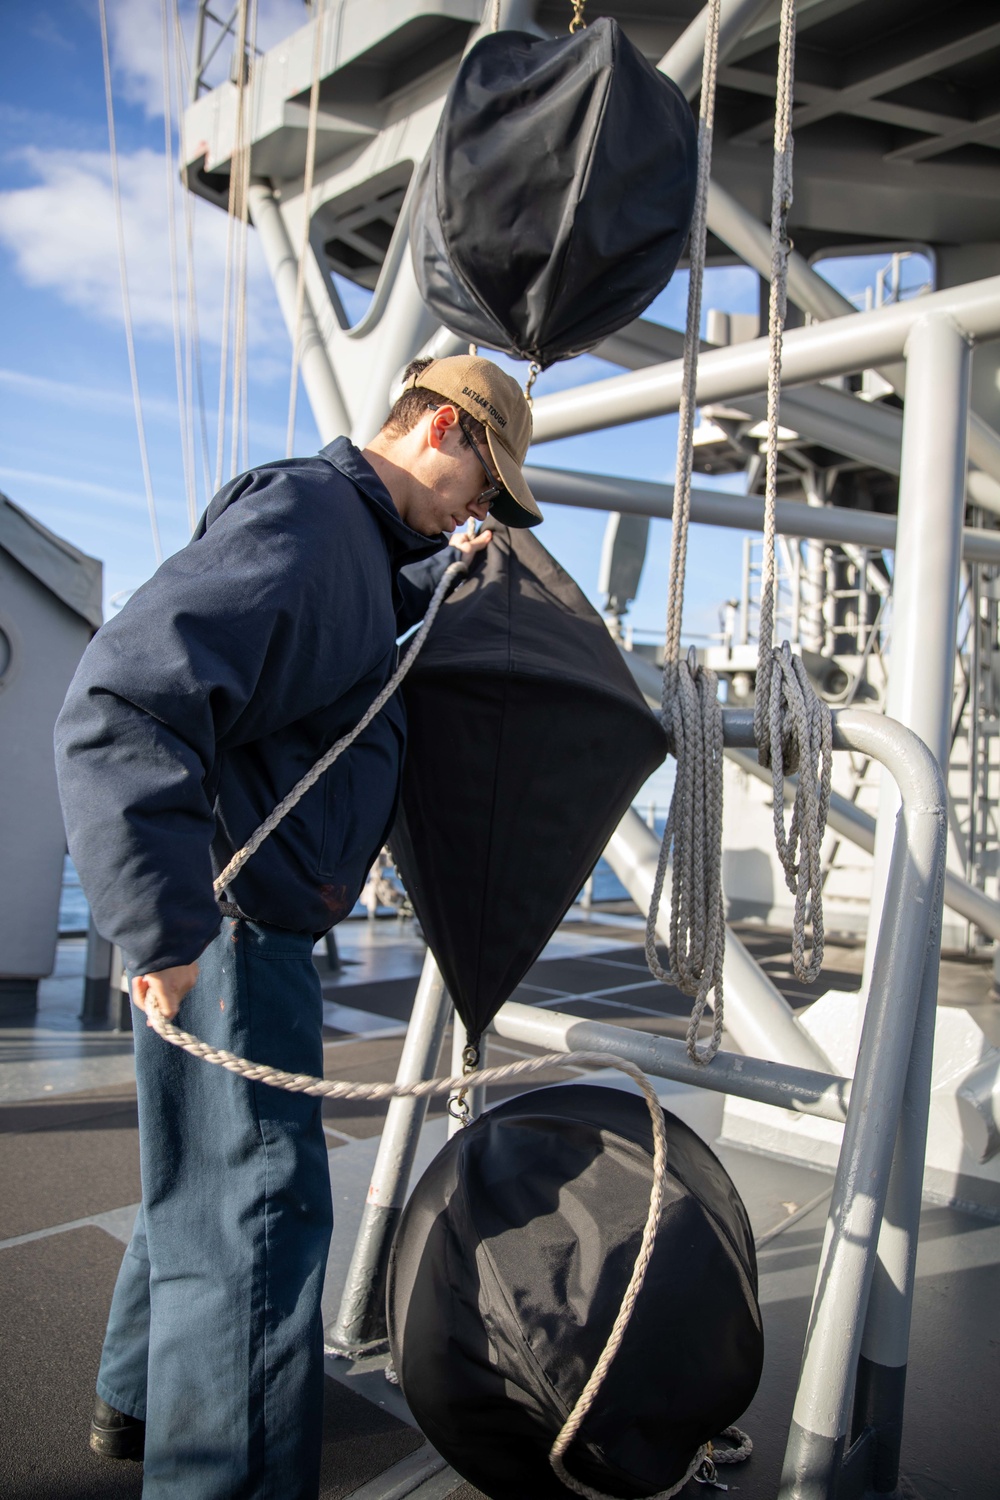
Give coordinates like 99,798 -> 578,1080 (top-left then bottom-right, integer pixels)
89,1395 -> 145,1460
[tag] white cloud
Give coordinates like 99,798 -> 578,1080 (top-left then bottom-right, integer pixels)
0,143 -> 285,354
0,366 -> 181,422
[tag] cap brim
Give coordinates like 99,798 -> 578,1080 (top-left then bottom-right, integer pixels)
485,433 -> 543,529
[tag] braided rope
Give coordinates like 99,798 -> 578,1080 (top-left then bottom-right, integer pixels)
751,0 -> 833,984
646,0 -> 728,1067
212,556 -> 467,898
143,995 -> 743,1497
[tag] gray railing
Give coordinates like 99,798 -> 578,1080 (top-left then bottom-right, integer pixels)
328,707 -> 946,1500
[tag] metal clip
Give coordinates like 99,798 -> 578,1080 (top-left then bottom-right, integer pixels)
447,1088 -> 472,1126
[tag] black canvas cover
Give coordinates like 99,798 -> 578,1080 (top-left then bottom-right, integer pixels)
410,20 -> 698,368
390,527 -> 667,1043
387,1085 -> 764,1499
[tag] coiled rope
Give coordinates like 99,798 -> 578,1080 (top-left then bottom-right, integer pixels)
646,0 -> 832,1056
645,0 -> 726,1066
752,0 -> 833,983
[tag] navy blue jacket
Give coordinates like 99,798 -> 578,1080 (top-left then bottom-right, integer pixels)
55,439 -> 448,975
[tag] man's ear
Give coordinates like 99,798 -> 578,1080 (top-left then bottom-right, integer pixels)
427,404 -> 459,451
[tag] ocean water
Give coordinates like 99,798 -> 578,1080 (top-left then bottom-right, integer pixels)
59,857 -> 89,934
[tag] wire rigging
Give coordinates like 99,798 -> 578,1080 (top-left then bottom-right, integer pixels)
229,0 -> 257,481
214,0 -> 249,489
161,0 -> 198,533
172,0 -> 215,511
285,0 -> 327,458
97,0 -> 163,565
646,0 -> 832,1054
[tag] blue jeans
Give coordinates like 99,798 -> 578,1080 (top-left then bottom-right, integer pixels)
97,918 -> 333,1499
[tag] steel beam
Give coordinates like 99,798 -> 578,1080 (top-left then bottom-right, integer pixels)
523,463 -> 1000,565
604,805 -> 831,1072
657,0 -> 776,99
777,708 -> 946,1500
247,180 -> 350,442
490,1002 -> 851,1122
703,179 -> 1000,491
726,749 -> 1000,943
861,316 -> 971,998
528,276 -> 1000,444
326,949 -> 451,1355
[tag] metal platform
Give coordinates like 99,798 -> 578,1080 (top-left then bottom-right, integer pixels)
2,913 -> 998,1500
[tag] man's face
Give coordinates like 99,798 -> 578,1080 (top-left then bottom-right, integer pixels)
404,405 -> 502,537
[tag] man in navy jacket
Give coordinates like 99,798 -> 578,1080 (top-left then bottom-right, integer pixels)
55,355 -> 541,1498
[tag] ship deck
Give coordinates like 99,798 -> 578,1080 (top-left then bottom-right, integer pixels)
2,911 -> 999,1500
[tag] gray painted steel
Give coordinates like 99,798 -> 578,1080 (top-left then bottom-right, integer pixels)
862,316 -> 970,998
529,275 -> 1000,443
0,522 -> 96,992
246,181 -> 350,443
490,707 -> 947,1500
657,0 -> 776,100
744,750 -> 1000,942
525,462 -> 1000,564
326,950 -> 450,1355
490,1002 -> 851,1123
604,805 -> 833,1073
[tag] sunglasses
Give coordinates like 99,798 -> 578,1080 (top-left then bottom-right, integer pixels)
457,415 -> 503,504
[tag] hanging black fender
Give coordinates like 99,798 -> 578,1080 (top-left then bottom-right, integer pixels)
389,525 -> 668,1044
410,19 -> 698,368
387,1084 -> 764,1499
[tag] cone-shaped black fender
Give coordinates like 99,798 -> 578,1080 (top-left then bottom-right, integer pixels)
390,527 -> 667,1041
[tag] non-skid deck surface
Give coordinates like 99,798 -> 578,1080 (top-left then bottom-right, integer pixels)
3,934 -> 1000,1498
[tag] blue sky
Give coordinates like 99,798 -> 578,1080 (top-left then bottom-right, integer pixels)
0,1 -> 922,662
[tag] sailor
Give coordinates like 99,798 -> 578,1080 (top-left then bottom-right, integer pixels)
55,354 -> 540,1499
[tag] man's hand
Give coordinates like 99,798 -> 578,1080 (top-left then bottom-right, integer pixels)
133,963 -> 200,1024
449,523 -> 492,559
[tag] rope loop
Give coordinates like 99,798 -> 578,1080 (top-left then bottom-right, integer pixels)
647,658 -> 726,1067
644,0 -> 725,1066
750,0 -> 831,984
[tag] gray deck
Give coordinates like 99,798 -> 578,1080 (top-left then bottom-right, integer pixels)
2,913 -> 998,1499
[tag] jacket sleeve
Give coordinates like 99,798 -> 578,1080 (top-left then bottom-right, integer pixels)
55,469 -> 352,975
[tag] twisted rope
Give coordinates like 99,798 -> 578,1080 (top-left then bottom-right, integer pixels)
285,0 -> 326,457
752,0 -> 833,984
143,994 -> 744,1497
646,0 -> 727,1067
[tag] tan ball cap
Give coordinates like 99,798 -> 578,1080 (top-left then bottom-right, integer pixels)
405,355 -> 542,528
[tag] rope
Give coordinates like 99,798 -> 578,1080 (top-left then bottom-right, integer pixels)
286,0 -> 327,458
752,0 -> 833,984
172,0 -> 215,512
645,0 -> 726,1066
141,997 -> 745,1496
98,0 -> 163,565
161,0 -> 198,534
229,0 -> 257,481
213,0 -> 249,490
141,542 -> 748,1492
